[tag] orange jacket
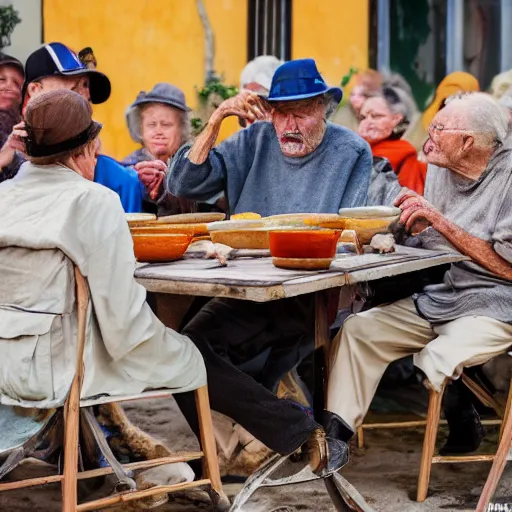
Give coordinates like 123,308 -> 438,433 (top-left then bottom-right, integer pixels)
370,139 -> 427,195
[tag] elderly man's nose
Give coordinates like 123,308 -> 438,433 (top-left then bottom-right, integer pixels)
284,113 -> 297,130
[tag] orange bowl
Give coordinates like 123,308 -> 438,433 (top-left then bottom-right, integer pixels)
132,233 -> 192,263
269,230 -> 341,259
130,223 -> 207,236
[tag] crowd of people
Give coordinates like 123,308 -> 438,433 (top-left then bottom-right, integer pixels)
1,40 -> 512,499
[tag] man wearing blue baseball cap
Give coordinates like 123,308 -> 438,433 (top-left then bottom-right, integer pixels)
0,42 -> 144,213
152,59 -> 372,478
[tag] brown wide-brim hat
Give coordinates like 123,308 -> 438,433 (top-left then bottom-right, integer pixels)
24,89 -> 102,158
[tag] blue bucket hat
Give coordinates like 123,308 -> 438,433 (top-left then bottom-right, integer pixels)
266,58 -> 343,104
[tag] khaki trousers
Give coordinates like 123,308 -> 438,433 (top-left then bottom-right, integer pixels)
327,298 -> 512,429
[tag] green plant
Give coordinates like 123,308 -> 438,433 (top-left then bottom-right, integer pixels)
190,117 -> 204,133
196,76 -> 238,104
341,67 -> 358,88
0,5 -> 20,50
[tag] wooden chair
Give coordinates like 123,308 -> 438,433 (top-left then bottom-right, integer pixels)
0,267 -> 229,511
354,361 -> 512,508
476,379 -> 512,512
417,371 -> 512,505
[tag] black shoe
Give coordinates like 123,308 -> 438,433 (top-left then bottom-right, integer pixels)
439,403 -> 485,455
304,410 -> 353,477
322,410 -> 354,443
304,428 -> 350,477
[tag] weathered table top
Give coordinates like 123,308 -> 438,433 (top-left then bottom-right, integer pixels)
135,245 -> 466,302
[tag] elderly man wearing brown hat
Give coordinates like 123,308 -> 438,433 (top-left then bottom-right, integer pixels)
0,88 -> 205,486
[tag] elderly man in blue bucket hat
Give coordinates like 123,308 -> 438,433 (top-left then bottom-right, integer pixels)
139,60 -> 371,478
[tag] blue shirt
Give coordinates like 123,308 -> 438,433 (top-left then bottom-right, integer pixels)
167,122 -> 372,216
94,155 -> 144,213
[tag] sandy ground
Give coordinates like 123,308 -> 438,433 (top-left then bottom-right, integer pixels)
1,398 -> 511,512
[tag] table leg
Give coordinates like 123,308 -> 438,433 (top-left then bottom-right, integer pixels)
313,290 -> 331,420
152,293 -> 195,330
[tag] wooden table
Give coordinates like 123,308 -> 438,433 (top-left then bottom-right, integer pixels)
135,245 -> 466,370
135,245 -> 464,301
135,246 -> 467,512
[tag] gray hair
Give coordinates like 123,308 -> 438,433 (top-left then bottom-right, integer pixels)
364,86 -> 418,136
380,86 -> 417,124
443,92 -> 510,146
126,102 -> 191,145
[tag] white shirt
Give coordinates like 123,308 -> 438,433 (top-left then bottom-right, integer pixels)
0,162 -> 205,407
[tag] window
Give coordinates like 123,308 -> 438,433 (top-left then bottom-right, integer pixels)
370,0 -> 447,110
463,0 -> 501,90
248,0 -> 292,61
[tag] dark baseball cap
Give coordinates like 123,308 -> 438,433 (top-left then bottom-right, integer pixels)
23,42 -> 111,104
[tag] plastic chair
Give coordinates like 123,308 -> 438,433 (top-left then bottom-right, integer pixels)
0,267 -> 229,511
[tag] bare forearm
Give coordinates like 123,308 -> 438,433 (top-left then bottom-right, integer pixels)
188,113 -> 223,164
434,218 -> 512,280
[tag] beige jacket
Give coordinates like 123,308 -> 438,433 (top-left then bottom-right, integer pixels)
0,163 -> 206,408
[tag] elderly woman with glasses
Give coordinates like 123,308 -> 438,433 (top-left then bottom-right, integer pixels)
327,93 -> 512,457
358,86 -> 427,195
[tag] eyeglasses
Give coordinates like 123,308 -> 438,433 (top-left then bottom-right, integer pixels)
428,123 -> 477,136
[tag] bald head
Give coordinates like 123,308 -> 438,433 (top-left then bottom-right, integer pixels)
424,93 -> 510,178
438,93 -> 509,147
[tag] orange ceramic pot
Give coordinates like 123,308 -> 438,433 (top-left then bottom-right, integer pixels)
132,233 -> 192,263
269,230 -> 341,259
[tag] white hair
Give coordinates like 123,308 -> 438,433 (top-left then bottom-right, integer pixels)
240,55 -> 284,91
444,92 -> 510,146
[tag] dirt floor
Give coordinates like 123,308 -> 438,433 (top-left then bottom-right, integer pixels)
1,398 -> 511,512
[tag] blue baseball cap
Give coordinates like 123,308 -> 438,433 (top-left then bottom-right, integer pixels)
266,58 -> 343,104
23,42 -> 111,104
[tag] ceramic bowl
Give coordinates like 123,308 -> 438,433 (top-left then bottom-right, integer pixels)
210,229 -> 270,249
132,233 -> 192,263
126,213 -> 157,228
337,217 -> 398,244
130,223 -> 208,236
269,230 -> 341,259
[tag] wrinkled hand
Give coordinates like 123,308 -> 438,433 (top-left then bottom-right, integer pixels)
394,188 -> 443,234
135,160 -> 167,200
5,121 -> 27,153
213,91 -> 270,124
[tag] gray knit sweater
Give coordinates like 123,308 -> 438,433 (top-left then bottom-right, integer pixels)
415,146 -> 512,324
166,122 -> 372,216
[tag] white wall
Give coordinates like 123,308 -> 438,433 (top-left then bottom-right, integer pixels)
0,0 -> 42,64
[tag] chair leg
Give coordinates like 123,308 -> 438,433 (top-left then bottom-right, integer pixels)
194,386 -> 230,510
499,378 -> 512,442
61,386 -> 80,511
476,389 -> 512,512
417,383 -> 445,502
356,426 -> 364,449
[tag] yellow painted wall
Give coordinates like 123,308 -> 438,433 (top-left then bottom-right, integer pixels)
292,0 -> 369,96
43,0 -> 369,160
43,0 -> 247,160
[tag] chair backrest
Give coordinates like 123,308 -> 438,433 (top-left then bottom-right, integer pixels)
0,247 -> 88,409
